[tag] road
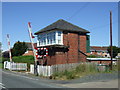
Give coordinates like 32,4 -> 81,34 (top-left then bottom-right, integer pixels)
1,69 -> 119,89
2,70 -> 65,89
60,79 -> 118,88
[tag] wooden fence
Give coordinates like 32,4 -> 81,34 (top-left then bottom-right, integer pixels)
30,62 -> 97,76
4,61 -> 27,71
30,65 -> 52,76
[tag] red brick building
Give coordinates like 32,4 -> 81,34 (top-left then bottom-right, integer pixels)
23,43 -> 37,56
86,46 -> 110,58
35,19 -> 90,66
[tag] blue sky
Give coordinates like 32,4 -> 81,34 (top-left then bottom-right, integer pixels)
2,2 -> 118,51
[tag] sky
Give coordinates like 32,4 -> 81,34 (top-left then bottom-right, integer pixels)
1,2 -> 118,51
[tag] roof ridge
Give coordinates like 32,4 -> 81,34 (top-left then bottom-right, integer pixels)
35,19 -> 90,34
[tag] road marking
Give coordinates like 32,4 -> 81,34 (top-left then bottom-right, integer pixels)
0,83 -> 7,89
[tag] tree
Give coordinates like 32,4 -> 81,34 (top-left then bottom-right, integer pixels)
2,51 -> 9,58
107,46 -> 120,58
12,41 -> 28,56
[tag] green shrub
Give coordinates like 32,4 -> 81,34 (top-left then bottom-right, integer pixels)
2,56 -> 34,70
13,56 -> 34,70
87,55 -> 98,58
2,57 -> 9,63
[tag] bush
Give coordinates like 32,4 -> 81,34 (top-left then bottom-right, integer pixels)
87,55 -> 98,58
2,56 -> 34,70
12,41 -> 28,56
13,56 -> 34,70
2,57 -> 9,63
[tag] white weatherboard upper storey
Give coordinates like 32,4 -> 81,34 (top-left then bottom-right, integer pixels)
37,30 -> 63,47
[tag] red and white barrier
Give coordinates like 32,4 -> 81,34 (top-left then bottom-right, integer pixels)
7,34 -> 12,62
28,22 -> 37,62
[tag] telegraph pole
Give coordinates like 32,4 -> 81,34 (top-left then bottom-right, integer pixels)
7,34 -> 12,62
28,22 -> 38,76
110,11 -> 113,70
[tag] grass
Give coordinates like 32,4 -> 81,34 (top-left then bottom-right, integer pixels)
51,62 -> 118,80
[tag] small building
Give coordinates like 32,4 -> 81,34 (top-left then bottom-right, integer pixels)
23,42 -> 37,56
35,19 -> 90,66
87,58 -> 117,65
87,46 -> 110,58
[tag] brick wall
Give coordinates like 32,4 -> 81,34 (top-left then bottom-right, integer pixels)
45,32 -> 87,65
79,35 -> 87,62
67,32 -> 79,63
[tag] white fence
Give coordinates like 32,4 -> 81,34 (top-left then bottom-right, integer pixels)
4,61 -> 27,71
30,65 -> 52,76
30,62 -> 96,77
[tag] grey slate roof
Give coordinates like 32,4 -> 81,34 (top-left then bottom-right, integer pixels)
35,19 -> 90,35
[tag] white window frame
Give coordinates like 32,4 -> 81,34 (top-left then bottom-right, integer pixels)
37,30 -> 63,47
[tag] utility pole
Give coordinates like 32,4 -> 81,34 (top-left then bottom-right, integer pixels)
28,22 -> 38,76
110,11 -> 113,70
7,34 -> 12,62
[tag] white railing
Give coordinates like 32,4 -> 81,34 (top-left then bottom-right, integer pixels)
4,61 -> 27,71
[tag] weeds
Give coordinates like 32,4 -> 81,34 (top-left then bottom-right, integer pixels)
52,62 -> 118,80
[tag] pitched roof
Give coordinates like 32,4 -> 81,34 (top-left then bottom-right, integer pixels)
24,42 -> 37,50
35,19 -> 90,35
90,46 -> 108,52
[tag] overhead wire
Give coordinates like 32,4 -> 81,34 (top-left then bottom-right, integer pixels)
66,3 -> 117,30
66,2 -> 90,20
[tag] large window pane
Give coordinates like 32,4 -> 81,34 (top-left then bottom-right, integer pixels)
58,31 -> 61,36
58,31 -> 61,44
38,31 -> 62,46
